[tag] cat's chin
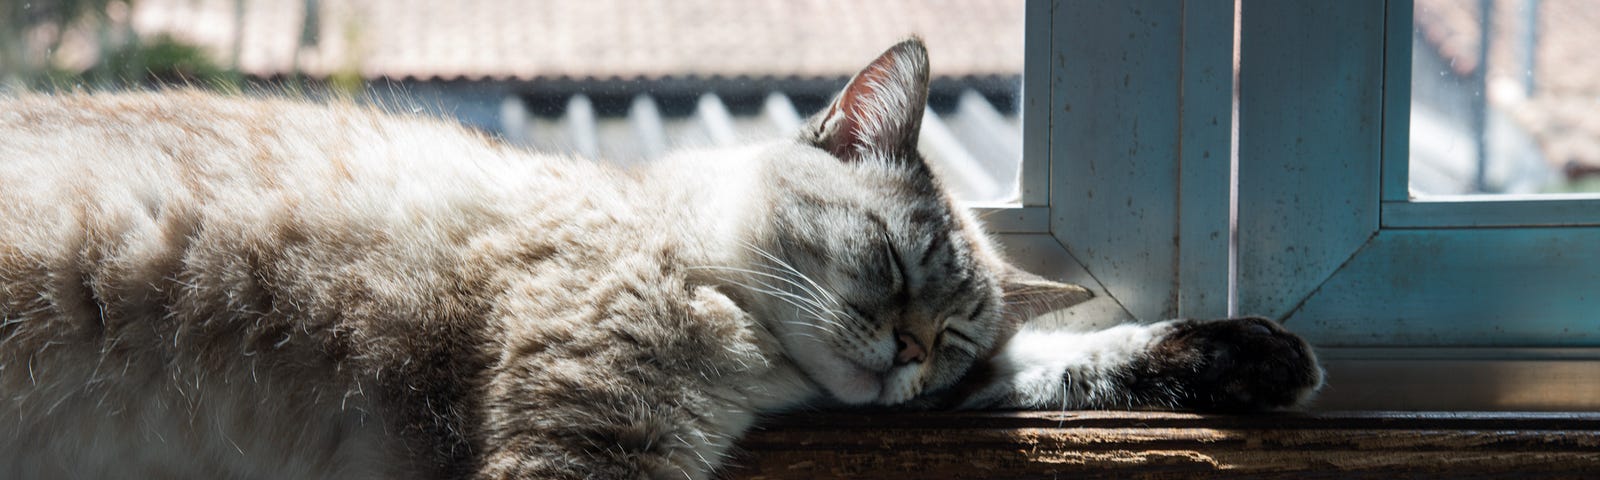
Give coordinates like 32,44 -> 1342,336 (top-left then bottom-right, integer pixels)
787,343 -> 884,404
824,362 -> 884,405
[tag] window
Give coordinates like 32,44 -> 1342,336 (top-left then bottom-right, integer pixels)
999,0 -> 1236,333
1028,0 -> 1599,410
1232,0 -> 1600,410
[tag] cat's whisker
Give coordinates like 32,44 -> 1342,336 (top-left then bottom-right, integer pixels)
729,243 -> 856,331
752,299 -> 836,341
772,311 -> 829,340
775,328 -> 824,343
744,260 -> 852,328
732,279 -> 836,327
688,265 -> 807,291
686,265 -> 837,315
738,241 -> 842,305
709,274 -> 850,335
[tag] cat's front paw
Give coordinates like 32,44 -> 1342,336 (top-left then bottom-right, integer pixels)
1131,317 -> 1323,411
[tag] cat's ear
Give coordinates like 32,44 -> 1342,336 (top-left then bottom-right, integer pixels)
998,265 -> 1095,324
802,38 -> 930,162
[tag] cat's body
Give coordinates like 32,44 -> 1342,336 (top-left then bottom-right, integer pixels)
0,90 -> 814,478
1,41 -> 1321,479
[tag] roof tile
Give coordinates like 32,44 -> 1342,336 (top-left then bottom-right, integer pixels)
130,0 -> 1024,81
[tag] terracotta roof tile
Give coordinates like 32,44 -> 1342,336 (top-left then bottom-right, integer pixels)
130,0 -> 1024,81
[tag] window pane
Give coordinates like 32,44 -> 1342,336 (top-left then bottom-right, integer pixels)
1411,0 -> 1600,195
0,0 -> 1025,202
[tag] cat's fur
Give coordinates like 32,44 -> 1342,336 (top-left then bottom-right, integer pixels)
0,40 -> 1321,479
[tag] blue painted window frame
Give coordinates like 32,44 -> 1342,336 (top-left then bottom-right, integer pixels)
989,0 -> 1236,330
1006,0 -> 1597,410
1013,0 -> 1598,348
1236,0 -> 1600,348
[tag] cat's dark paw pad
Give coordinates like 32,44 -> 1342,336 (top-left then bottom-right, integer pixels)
1133,317 -> 1323,411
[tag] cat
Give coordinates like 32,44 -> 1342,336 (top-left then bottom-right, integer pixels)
0,39 -> 1321,479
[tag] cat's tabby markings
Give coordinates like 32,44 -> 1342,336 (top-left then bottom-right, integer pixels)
0,39 -> 1321,479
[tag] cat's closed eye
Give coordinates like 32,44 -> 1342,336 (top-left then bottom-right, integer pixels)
882,231 -> 911,295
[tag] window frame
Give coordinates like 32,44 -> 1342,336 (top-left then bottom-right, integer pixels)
998,0 -> 1599,410
987,0 -> 1235,329
1230,0 -> 1600,410
1236,0 -> 1600,348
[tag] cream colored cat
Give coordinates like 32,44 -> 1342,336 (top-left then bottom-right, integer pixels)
0,40 -> 1321,479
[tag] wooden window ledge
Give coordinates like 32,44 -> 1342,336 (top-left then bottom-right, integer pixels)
723,411 -> 1600,479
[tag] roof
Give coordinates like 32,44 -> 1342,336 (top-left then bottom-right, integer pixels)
122,0 -> 1026,203
498,89 -> 1023,203
129,0 -> 1024,81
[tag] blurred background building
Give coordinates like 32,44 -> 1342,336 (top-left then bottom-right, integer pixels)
1,0 -> 1027,202
1411,0 -> 1600,194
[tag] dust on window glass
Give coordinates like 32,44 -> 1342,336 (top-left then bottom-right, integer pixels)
1411,0 -> 1600,195
0,0 -> 1026,203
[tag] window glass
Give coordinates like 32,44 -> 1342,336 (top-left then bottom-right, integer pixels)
1411,0 -> 1600,195
0,0 -> 1025,202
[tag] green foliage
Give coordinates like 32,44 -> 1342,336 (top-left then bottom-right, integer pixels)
93,34 -> 236,88
3,0 -> 239,91
1545,176 -> 1600,194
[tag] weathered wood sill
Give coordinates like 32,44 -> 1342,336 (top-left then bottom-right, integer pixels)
723,411 -> 1600,479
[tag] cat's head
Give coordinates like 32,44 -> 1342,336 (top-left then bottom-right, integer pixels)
740,39 -> 1093,405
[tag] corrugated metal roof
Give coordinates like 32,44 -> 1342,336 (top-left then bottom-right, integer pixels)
129,0 -> 1024,81
500,87 -> 1023,203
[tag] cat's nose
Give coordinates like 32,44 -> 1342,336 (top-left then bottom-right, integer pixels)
894,331 -> 927,365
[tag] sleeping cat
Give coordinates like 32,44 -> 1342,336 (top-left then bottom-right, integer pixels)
0,39 -> 1321,479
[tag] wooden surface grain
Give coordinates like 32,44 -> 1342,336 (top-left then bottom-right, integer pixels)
722,411 -> 1600,479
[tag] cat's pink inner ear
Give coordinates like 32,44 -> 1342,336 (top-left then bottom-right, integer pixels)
806,38 -> 930,162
